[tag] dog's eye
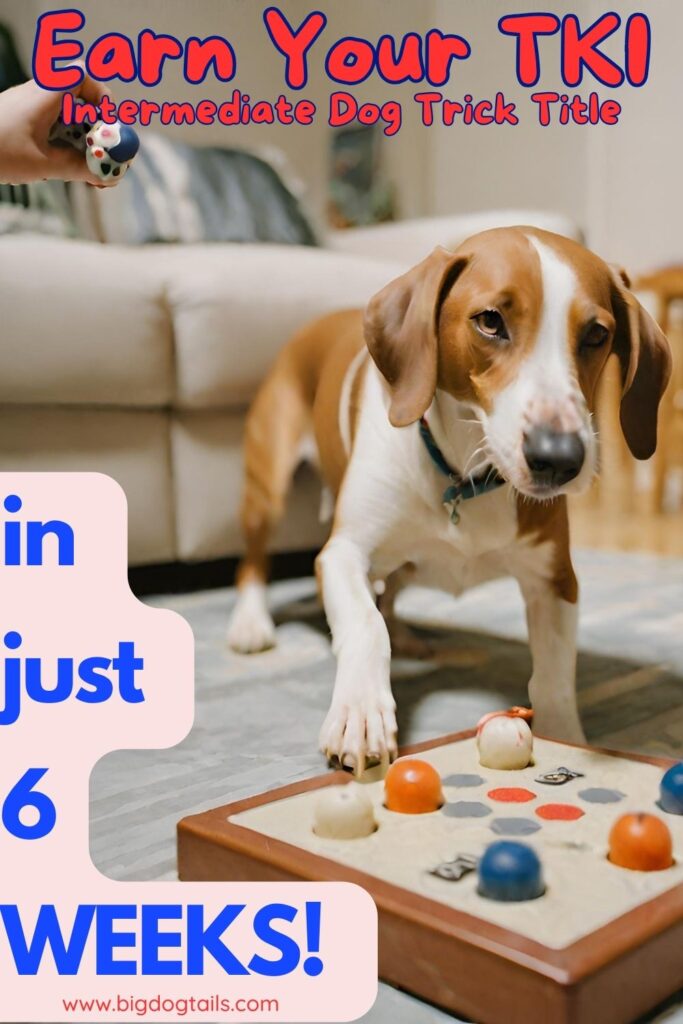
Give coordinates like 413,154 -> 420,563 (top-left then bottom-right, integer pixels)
581,322 -> 609,350
472,309 -> 508,340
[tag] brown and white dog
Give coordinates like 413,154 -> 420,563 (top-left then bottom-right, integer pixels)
227,227 -> 671,771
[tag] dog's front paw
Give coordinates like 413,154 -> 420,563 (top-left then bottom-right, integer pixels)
319,687 -> 397,775
226,582 -> 276,654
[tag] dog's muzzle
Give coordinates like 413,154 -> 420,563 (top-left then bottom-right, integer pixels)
522,426 -> 585,488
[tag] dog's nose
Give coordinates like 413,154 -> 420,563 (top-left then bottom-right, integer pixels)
522,427 -> 585,487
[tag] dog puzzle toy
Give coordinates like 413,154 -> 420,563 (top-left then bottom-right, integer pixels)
179,730 -> 683,1024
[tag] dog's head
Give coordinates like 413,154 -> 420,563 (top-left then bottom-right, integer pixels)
364,227 -> 671,499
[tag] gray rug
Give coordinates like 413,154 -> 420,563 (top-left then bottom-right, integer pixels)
90,549 -> 683,1023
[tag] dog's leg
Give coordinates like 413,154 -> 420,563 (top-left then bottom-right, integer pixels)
317,535 -> 397,772
227,371 -> 309,653
521,582 -> 586,743
379,565 -> 434,660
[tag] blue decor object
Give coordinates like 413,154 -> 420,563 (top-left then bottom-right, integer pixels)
660,763 -> 683,816
477,840 -> 545,902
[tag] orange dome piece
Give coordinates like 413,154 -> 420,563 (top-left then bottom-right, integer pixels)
384,758 -> 443,814
608,813 -> 674,872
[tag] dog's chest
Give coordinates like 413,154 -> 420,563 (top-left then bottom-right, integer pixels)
371,485 -> 525,592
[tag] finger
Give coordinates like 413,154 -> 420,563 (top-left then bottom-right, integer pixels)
70,61 -> 111,106
43,145 -> 106,187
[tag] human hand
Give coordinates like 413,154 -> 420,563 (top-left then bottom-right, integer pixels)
0,69 -> 110,185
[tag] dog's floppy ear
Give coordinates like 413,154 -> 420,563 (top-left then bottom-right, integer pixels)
364,247 -> 468,427
609,268 -> 672,460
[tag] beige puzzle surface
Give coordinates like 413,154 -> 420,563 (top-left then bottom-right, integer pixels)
230,738 -> 683,949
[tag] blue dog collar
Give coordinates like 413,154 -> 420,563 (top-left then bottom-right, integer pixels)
418,417 -> 505,523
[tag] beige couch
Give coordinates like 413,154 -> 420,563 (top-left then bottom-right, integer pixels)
0,210 -> 577,566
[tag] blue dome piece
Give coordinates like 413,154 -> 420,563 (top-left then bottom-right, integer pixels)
477,840 -> 545,902
660,762 -> 683,816
108,125 -> 140,163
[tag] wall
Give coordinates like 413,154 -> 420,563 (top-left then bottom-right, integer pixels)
426,0 -> 683,274
427,0 -> 590,236
582,0 -> 683,273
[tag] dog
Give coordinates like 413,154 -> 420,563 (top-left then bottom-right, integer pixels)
227,227 -> 671,772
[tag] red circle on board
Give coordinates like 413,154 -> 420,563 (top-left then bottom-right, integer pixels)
536,803 -> 585,821
487,787 -> 536,803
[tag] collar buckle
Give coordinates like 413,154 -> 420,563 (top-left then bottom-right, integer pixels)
444,495 -> 462,524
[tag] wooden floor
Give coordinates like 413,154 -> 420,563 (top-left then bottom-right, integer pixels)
571,498 -> 683,557
572,324 -> 683,557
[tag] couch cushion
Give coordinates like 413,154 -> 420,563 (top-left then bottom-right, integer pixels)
0,406 -> 175,565
161,244 -> 401,410
0,236 -> 173,407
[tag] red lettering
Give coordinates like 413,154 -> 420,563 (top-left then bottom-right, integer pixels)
160,102 -> 196,126
602,99 -> 621,125
326,37 -> 374,83
530,91 -> 558,127
89,33 -> 136,82
562,14 -> 623,87
357,102 -> 380,125
495,92 -> 518,125
414,92 -> 442,127
59,93 -> 96,126
426,29 -> 470,86
294,99 -> 316,125
531,91 -> 621,126
329,91 -> 357,127
117,99 -> 139,125
252,101 -> 275,124
274,95 -> 294,123
139,100 -> 161,126
184,36 -> 236,84
442,100 -> 463,126
263,7 -> 326,89
32,10 -> 84,89
381,101 -> 402,137
570,95 -> 589,124
376,33 -> 423,84
474,100 -> 493,126
196,100 -> 217,124
218,90 -> 243,125
99,95 -> 117,124
499,14 -> 560,87
137,29 -> 182,87
625,13 -> 650,86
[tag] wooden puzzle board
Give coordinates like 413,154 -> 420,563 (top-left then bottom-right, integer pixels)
230,737 -> 683,949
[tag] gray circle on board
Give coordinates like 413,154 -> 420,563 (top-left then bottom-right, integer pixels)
490,817 -> 541,836
443,800 -> 491,818
442,774 -> 485,788
579,787 -> 626,804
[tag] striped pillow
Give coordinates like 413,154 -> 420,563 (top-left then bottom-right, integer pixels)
91,133 -> 318,247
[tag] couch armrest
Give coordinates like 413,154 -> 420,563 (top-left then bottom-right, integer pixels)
327,210 -> 583,269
